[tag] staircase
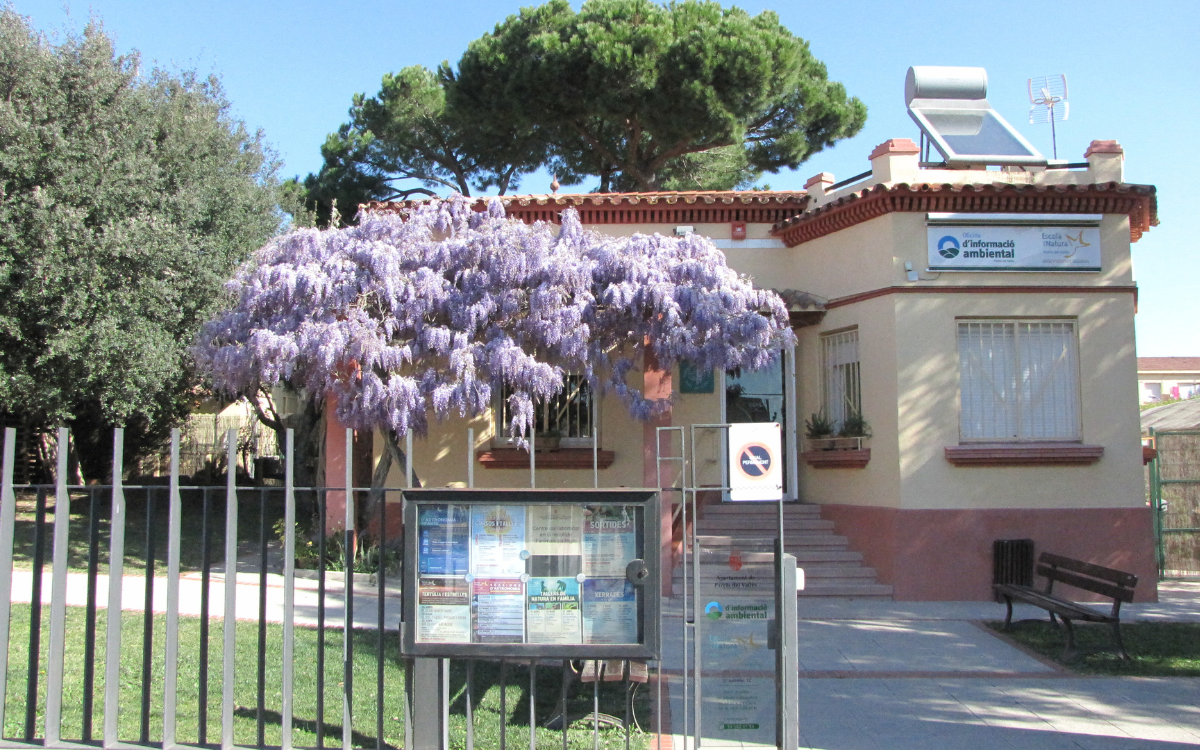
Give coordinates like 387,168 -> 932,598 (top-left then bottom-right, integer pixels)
674,502 -> 893,599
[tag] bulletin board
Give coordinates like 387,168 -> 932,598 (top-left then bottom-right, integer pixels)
400,488 -> 661,659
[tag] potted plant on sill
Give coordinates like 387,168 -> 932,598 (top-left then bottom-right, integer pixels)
804,410 -> 837,451
803,410 -> 872,467
836,410 -> 872,449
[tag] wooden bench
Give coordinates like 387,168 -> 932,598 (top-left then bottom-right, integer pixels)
993,552 -> 1137,660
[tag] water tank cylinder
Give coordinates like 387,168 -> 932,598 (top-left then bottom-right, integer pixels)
905,66 -> 988,104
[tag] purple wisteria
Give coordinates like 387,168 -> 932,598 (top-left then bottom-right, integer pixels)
195,195 -> 795,440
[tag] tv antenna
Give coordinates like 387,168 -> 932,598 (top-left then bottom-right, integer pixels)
1028,74 -> 1069,159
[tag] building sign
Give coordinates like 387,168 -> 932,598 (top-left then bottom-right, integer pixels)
927,225 -> 1101,272
728,422 -> 782,501
402,489 -> 660,659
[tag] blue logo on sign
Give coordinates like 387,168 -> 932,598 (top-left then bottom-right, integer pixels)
938,235 -> 960,259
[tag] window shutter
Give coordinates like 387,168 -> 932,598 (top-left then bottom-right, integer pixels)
957,320 -> 1079,441
822,330 -> 861,427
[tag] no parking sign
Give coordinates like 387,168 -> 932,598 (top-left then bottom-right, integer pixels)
728,422 -> 782,501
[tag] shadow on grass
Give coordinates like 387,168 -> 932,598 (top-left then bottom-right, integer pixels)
233,706 -> 399,750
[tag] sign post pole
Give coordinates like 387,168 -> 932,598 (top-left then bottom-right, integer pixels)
773,539 -> 799,750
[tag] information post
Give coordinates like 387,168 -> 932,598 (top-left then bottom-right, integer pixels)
401,489 -> 661,660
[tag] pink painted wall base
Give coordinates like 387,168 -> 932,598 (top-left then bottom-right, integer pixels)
819,504 -> 1159,602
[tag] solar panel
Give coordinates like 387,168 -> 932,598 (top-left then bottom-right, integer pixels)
906,66 -> 1046,167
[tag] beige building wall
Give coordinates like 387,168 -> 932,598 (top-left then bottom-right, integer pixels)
892,292 -> 1142,510
796,296 -> 901,509
369,206 -> 1143,511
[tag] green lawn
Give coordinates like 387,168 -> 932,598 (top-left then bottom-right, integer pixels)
4,604 -> 650,749
987,620 -> 1200,676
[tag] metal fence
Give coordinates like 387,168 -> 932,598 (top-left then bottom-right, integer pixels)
1148,428 -> 1200,578
0,427 -> 658,750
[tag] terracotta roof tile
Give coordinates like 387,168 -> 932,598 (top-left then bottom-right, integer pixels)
364,190 -> 808,226
770,181 -> 1159,247
1138,357 -> 1200,372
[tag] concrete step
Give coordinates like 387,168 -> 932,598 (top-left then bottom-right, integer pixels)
673,565 -> 878,582
694,518 -> 836,532
797,582 -> 895,598
674,503 -> 893,601
689,549 -> 865,565
701,504 -> 822,517
695,534 -> 849,550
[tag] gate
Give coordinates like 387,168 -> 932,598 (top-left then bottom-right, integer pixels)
656,425 -> 799,750
1148,428 -> 1200,577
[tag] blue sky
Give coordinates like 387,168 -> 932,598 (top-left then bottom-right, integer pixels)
14,0 -> 1199,355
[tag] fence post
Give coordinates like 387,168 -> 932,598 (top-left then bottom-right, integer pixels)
344,427 -> 354,750
104,428 -> 127,748
163,429 -> 183,749
222,429 -> 238,750
0,428 -> 17,734
283,428 -> 297,750
45,428 -> 71,745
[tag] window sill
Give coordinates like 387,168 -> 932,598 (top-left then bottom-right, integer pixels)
944,443 -> 1104,466
477,448 -> 615,470
802,448 -> 871,469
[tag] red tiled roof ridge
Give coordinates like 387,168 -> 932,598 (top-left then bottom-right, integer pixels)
1138,357 -> 1200,372
364,189 -> 807,214
771,181 -> 1159,246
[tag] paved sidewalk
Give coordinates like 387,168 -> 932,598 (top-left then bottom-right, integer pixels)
663,581 -> 1200,749
8,567 -> 402,629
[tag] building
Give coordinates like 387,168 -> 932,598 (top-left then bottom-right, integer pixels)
327,68 -> 1159,602
1137,357 -> 1200,404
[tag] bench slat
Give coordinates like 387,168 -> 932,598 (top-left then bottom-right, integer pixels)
1040,552 -> 1138,589
993,585 -> 1113,622
1037,565 -> 1136,603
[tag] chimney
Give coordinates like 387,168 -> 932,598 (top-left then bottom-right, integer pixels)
869,138 -> 921,184
1085,140 -> 1124,183
804,172 -> 835,205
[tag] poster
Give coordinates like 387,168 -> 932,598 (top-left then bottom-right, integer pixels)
583,578 -> 637,644
472,579 -> 525,643
470,505 -> 526,577
527,505 -> 583,556
526,577 -> 582,644
416,578 -> 470,643
418,504 -> 469,575
582,506 -> 637,577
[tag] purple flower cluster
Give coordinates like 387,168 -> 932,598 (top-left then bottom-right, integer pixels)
195,195 -> 795,441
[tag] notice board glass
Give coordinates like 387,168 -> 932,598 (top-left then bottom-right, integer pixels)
401,489 -> 660,659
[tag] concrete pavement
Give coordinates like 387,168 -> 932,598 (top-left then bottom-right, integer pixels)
8,567 -> 402,629
661,581 -> 1200,749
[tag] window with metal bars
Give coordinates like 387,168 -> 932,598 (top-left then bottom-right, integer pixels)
957,319 -> 1081,441
498,375 -> 595,446
821,329 -> 861,430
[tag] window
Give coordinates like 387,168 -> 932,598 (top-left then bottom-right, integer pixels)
1143,382 -> 1162,402
821,329 -> 861,430
498,375 -> 595,446
957,320 -> 1080,441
